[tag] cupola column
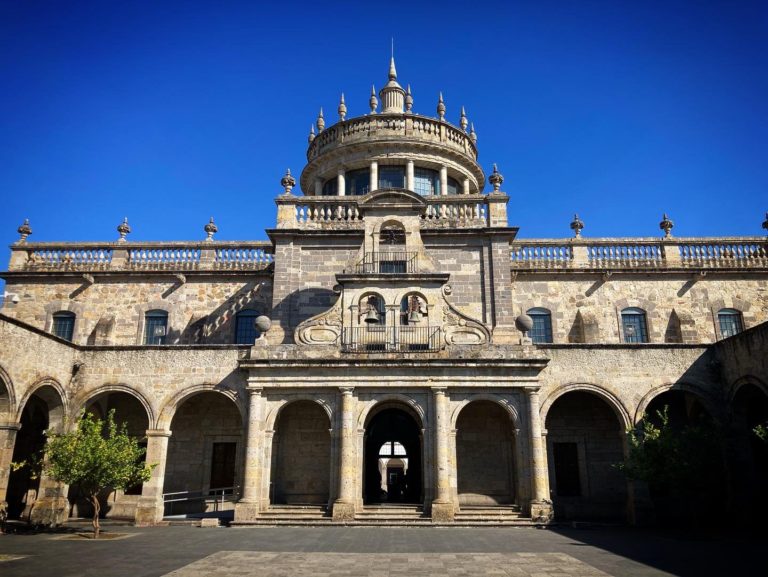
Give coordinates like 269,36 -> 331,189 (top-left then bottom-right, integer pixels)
337,169 -> 346,197
440,166 -> 448,196
406,160 -> 415,192
369,161 -> 378,193
463,178 -> 470,194
314,178 -> 323,196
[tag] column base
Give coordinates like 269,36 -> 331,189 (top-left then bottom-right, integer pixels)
431,501 -> 455,523
234,500 -> 262,523
29,496 -> 69,526
530,500 -> 554,524
134,496 -> 164,526
331,500 -> 355,522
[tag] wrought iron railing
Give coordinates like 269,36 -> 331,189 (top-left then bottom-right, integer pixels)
341,326 -> 441,352
353,251 -> 418,274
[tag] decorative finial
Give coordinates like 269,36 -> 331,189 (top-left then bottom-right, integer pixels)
338,93 -> 347,121
437,92 -> 446,121
316,108 -> 325,132
460,106 -> 468,131
280,168 -> 296,195
117,217 -> 131,242
659,213 -> 674,238
469,122 -> 477,144
389,55 -> 397,81
762,211 -> 768,233
16,218 -> 32,243
204,217 -> 218,241
488,163 -> 504,191
369,85 -> 378,114
570,214 -> 585,238
405,84 -> 413,113
308,124 -> 315,143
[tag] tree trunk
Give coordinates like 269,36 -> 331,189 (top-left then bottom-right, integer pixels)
90,494 -> 101,538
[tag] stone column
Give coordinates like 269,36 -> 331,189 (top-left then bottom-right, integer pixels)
337,169 -> 346,196
0,423 -> 20,511
526,389 -> 553,522
234,385 -> 265,522
462,178 -> 470,194
135,429 -> 171,525
431,387 -> 454,522
369,161 -> 378,193
406,160 -> 415,192
332,387 -> 356,521
439,166 -> 448,196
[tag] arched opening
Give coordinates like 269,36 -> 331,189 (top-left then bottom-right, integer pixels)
731,384 -> 768,520
545,391 -> 627,521
270,401 -> 331,505
363,405 -> 422,504
456,401 -> 515,506
7,385 -> 65,520
644,389 -> 710,429
70,391 -> 150,520
163,392 -> 242,517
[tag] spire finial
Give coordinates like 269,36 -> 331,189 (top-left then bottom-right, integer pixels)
460,106 -> 468,131
369,85 -> 378,114
489,164 -> 504,192
117,217 -> 131,242
16,218 -> 32,243
316,108 -> 325,132
338,93 -> 347,121
405,84 -> 413,113
204,217 -> 218,241
469,122 -> 477,144
437,92 -> 446,121
308,124 -> 315,143
659,213 -> 674,238
570,214 -> 585,238
280,168 -> 296,195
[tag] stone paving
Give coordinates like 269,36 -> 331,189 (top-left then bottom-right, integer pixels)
164,551 -> 610,577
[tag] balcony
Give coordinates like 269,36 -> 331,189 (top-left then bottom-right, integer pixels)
341,326 -> 442,353
353,251 -> 418,274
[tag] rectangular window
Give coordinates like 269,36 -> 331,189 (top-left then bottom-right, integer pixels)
529,315 -> 553,344
345,169 -> 370,195
378,166 -> 405,189
413,168 -> 439,196
144,315 -> 168,345
622,314 -> 648,343
553,442 -> 581,497
209,442 -> 237,493
235,312 -> 259,344
718,312 -> 743,338
52,313 -> 75,341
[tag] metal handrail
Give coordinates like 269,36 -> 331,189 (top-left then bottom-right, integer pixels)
354,251 -> 418,274
341,326 -> 441,352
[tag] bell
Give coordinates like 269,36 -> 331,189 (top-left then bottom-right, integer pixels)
408,310 -> 421,324
364,307 -> 380,324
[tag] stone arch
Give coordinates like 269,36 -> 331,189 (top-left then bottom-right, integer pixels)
265,396 -> 333,432
77,384 -> 155,429
455,400 -> 517,506
157,384 -> 243,431
357,394 -> 425,430
541,383 -> 631,431
0,363 -> 17,421
729,375 -> 768,404
450,394 -> 520,431
15,378 -> 68,429
270,399 -> 332,505
634,382 -> 718,426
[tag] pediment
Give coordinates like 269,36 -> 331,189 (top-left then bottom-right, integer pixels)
359,188 -> 427,213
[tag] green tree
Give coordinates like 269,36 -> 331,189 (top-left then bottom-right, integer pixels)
38,410 -> 153,537
755,422 -> 768,443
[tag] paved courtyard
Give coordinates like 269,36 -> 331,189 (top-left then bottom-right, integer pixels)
0,523 -> 763,577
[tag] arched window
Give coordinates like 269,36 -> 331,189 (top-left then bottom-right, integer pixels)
413,168 -> 440,196
361,294 -> 386,326
380,223 -> 406,246
345,168 -> 370,195
400,294 -> 427,326
527,307 -> 552,343
378,166 -> 405,189
718,308 -> 743,338
52,311 -> 75,342
144,310 -> 168,345
621,307 -> 648,343
235,310 -> 260,344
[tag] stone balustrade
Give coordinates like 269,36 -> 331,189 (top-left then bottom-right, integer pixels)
307,113 -> 478,163
8,241 -> 274,272
511,237 -> 768,271
276,195 -> 493,229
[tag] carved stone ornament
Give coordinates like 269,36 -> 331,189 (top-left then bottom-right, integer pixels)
294,298 -> 343,345
441,292 -> 491,346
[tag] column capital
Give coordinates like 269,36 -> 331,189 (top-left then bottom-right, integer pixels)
246,385 -> 264,396
339,386 -> 354,396
524,388 -> 541,398
431,386 -> 447,395
145,429 -> 172,438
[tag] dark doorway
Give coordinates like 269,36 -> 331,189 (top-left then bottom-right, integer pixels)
7,396 -> 48,519
210,442 -> 237,492
364,407 -> 422,504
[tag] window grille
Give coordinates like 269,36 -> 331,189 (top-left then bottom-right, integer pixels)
144,310 -> 168,345
52,311 -> 75,341
718,308 -> 743,338
621,308 -> 648,343
527,308 -> 553,343
235,310 -> 260,344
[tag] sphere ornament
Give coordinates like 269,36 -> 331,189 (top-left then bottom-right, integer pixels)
254,315 -> 272,334
515,314 -> 534,334
488,164 -> 504,191
659,213 -> 674,238
17,218 -> 32,243
281,169 -> 296,195
570,214 -> 585,238
204,217 -> 218,241
117,217 -> 131,242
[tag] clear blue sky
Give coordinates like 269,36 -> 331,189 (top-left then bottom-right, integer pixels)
1,0 -> 766,262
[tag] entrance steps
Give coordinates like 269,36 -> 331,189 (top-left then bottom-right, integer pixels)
231,504 -> 333,526
352,504 -> 430,525
449,505 -> 535,527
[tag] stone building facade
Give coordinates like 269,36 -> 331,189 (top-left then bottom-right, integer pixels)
1,59 -> 767,526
